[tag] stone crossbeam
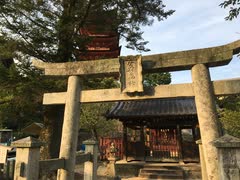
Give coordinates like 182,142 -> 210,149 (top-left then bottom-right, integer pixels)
43,78 -> 240,104
33,40 -> 240,76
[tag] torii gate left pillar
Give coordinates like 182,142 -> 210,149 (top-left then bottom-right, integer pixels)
57,76 -> 81,180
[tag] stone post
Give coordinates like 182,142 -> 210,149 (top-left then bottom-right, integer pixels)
191,64 -> 220,180
107,157 -> 117,177
57,76 -> 81,180
11,136 -> 43,180
212,134 -> 240,180
196,139 -> 207,180
83,139 -> 98,180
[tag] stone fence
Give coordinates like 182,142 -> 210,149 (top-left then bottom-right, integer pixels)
11,137 -> 98,180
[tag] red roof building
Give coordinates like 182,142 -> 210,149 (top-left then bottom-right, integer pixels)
77,10 -> 121,60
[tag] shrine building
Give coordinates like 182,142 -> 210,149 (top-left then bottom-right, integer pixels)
106,97 -> 200,163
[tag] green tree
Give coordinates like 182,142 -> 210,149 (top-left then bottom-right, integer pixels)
80,103 -> 119,138
220,0 -> 240,20
143,72 -> 171,87
0,36 -> 16,60
217,95 -> 240,138
79,76 -> 119,140
0,54 -> 67,131
0,61 -> 41,129
0,0 -> 174,60
0,0 -> 174,159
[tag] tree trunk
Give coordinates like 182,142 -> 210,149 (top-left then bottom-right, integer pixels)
56,0 -> 76,62
39,0 -> 78,161
39,105 -> 64,159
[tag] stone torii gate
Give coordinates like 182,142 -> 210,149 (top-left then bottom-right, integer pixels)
33,40 -> 240,180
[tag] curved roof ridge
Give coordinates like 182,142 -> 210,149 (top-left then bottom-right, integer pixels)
106,97 -> 197,119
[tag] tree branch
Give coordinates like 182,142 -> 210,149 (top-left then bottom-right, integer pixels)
0,99 -> 11,105
78,0 -> 93,28
0,14 -> 48,60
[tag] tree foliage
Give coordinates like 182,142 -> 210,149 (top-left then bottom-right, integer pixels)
0,0 -> 174,61
0,36 -> 17,59
79,76 -> 119,139
220,0 -> 240,20
0,35 -> 67,131
0,58 -> 67,130
0,62 -> 40,129
143,72 -> 171,87
217,95 -> 240,138
80,103 -> 120,138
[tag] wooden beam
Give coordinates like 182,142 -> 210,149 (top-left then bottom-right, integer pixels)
33,40 -> 240,76
42,79 -> 240,104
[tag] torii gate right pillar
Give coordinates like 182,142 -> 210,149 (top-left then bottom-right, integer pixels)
192,64 -> 220,180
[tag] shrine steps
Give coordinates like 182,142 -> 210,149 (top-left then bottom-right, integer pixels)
121,163 -> 201,180
138,165 -> 184,179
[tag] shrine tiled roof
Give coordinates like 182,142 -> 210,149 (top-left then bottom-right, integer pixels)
107,97 -> 197,119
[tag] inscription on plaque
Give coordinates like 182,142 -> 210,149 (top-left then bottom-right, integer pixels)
119,55 -> 143,93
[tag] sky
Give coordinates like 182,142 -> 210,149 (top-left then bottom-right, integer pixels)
120,0 -> 240,84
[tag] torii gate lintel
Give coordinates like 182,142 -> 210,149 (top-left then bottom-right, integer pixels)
33,40 -> 240,77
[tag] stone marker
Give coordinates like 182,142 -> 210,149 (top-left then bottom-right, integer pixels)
11,136 -> 43,180
83,139 -> 98,180
213,134 -> 240,180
